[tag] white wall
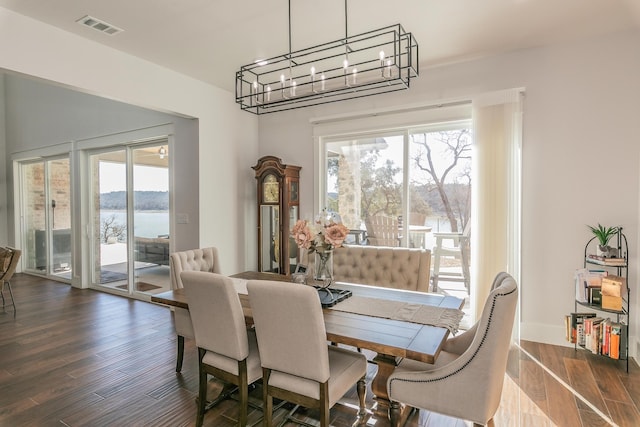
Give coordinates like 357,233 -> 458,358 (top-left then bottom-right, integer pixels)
258,30 -> 640,353
0,7 -> 259,275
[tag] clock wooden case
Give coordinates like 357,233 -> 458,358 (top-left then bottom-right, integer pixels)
252,156 -> 301,275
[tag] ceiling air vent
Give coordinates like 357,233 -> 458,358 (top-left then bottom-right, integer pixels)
76,15 -> 123,36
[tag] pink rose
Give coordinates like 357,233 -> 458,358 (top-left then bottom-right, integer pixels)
323,222 -> 349,248
291,220 -> 313,249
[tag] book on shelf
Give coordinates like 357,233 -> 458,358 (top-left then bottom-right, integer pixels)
577,313 -> 596,345
607,322 -> 627,359
578,317 -> 627,359
601,318 -> 612,356
584,317 -> 604,353
574,269 -> 607,303
566,312 -> 596,344
610,323 -> 621,359
619,323 -> 628,359
586,254 -> 627,266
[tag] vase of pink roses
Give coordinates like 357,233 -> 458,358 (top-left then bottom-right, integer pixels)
291,209 -> 349,286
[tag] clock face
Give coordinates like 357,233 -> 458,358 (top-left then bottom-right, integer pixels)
263,174 -> 279,203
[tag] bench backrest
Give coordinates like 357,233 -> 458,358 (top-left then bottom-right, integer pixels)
332,245 -> 431,292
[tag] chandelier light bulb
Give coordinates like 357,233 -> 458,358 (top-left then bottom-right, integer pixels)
280,74 -> 286,98
385,58 -> 392,78
343,59 -> 349,86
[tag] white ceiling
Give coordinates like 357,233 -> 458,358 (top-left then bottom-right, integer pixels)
1,0 -> 639,93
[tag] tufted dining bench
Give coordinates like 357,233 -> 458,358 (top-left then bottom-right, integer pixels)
332,245 -> 431,293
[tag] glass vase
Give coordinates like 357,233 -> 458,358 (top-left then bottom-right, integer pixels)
313,250 -> 334,286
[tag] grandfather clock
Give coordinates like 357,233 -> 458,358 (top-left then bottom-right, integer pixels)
252,156 -> 301,275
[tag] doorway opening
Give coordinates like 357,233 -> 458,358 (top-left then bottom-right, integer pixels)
89,141 -> 171,295
20,157 -> 72,282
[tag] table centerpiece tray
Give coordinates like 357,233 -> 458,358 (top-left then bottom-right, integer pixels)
312,286 -> 352,307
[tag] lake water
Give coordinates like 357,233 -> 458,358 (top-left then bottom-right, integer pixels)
100,210 -> 169,238
99,211 -> 454,243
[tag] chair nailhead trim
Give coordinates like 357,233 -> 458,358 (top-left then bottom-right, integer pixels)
388,287 -> 516,395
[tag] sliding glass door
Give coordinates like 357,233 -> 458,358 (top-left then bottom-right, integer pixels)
89,142 -> 170,295
132,144 -> 170,293
90,149 -> 129,290
21,157 -> 72,281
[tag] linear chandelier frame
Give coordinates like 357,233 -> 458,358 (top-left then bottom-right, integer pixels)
235,1 -> 418,114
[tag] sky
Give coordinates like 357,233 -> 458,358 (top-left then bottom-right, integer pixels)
99,162 -> 168,193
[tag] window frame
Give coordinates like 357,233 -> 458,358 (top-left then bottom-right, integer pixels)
317,118 -> 472,248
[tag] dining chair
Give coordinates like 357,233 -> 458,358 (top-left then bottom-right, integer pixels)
431,222 -> 471,292
181,271 -> 262,427
387,272 -> 518,427
365,214 -> 401,247
169,247 -> 221,372
0,247 -> 21,313
247,280 -> 367,427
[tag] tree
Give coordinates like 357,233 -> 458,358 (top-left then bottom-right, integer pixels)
101,214 -> 126,243
359,150 -> 402,219
411,130 -> 471,232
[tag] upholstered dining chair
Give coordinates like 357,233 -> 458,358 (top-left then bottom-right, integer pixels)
0,247 -> 21,313
169,247 -> 220,372
387,272 -> 518,427
181,271 -> 262,427
247,280 -> 367,427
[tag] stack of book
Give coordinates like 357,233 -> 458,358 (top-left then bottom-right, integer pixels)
586,254 -> 626,266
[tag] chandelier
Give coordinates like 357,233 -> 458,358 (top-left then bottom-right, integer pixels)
235,0 -> 418,114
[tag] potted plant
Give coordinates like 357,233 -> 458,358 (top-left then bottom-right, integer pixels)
587,224 -> 618,257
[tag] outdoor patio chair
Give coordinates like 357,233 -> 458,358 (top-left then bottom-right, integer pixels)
0,247 -> 21,313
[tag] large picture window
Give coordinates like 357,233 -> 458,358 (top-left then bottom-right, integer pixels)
322,120 -> 472,252
317,90 -> 522,323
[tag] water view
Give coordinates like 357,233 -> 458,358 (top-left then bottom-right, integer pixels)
100,210 -> 169,238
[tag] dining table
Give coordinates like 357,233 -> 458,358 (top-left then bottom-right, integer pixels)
151,271 -> 464,424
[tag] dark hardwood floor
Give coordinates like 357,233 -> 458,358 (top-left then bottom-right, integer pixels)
1,274 -> 638,426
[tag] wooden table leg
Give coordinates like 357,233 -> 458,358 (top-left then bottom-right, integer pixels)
371,354 -> 413,426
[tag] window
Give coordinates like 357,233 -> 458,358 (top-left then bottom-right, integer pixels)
316,90 -> 522,323
322,120 -> 472,252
